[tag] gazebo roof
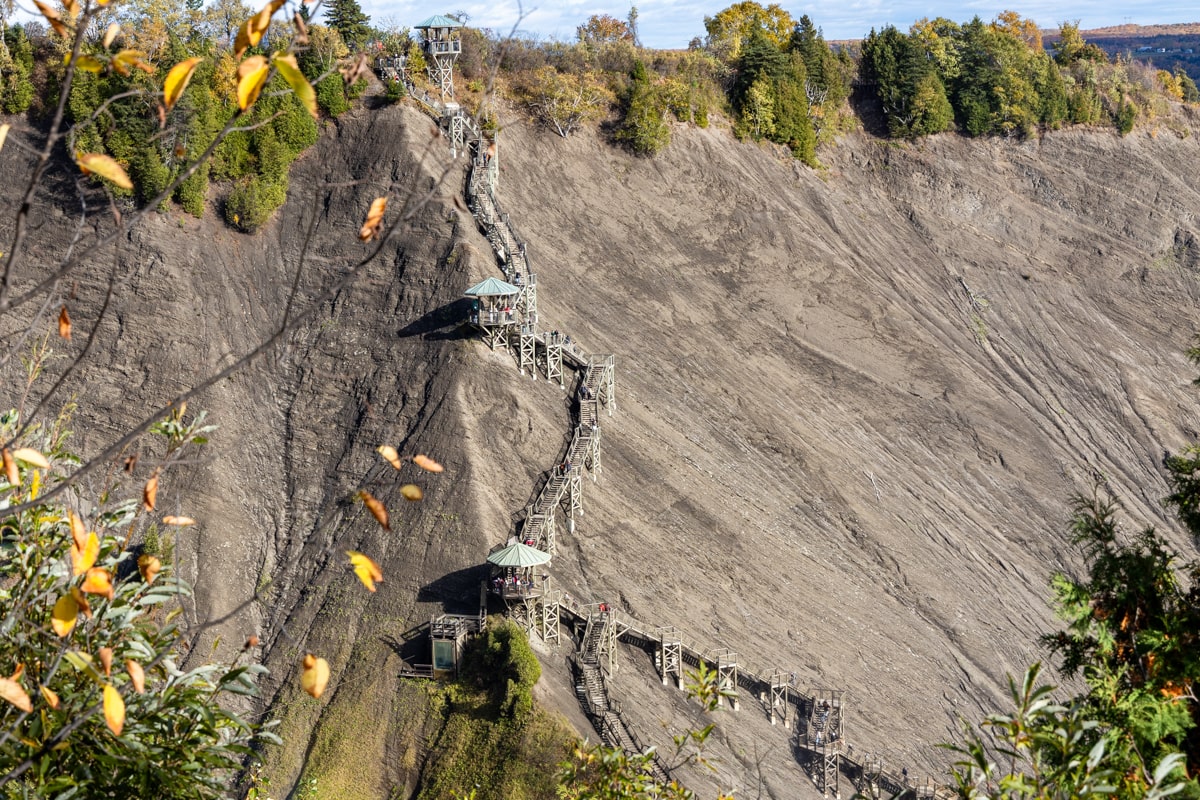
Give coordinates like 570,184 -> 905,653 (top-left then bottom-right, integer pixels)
486,541 -> 551,568
465,277 -> 521,297
416,14 -> 463,29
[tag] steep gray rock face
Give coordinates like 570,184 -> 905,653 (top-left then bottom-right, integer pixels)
3,99 -> 1199,798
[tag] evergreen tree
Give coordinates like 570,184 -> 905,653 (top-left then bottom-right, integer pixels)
323,0 -> 371,50
616,60 -> 670,155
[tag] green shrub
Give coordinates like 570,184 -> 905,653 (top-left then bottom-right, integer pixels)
1,27 -> 35,114
384,77 -> 406,103
174,160 -> 210,217
225,175 -> 288,232
272,95 -> 319,157
316,74 -> 350,116
1117,101 -> 1137,135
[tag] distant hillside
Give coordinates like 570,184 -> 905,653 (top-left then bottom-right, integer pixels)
1043,22 -> 1200,79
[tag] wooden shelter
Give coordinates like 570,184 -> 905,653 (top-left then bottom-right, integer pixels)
414,14 -> 462,100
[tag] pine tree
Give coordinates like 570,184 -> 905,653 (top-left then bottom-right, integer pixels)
323,0 -> 371,50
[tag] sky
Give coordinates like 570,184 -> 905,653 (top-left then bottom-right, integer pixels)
367,0 -> 1199,47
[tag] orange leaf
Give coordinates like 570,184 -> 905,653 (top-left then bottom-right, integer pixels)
377,445 -> 402,470
76,153 -> 133,191
138,554 -> 161,584
236,56 -> 269,111
39,685 -> 60,710
3,448 -> 17,487
163,57 -> 204,111
358,490 -> 389,531
102,684 -> 124,736
126,660 -> 145,694
142,471 -> 158,511
98,647 -> 113,677
51,594 -> 79,637
301,653 -> 330,698
102,22 -> 120,48
400,484 -> 423,502
111,50 -> 152,77
0,677 -> 32,713
162,515 -> 195,526
68,510 -> 86,550
57,305 -> 71,339
81,568 -> 114,599
70,586 -> 92,619
11,448 -> 49,469
32,0 -> 66,36
70,530 -> 99,576
358,197 -> 387,242
62,0 -> 78,19
412,454 -> 444,473
346,551 -> 383,592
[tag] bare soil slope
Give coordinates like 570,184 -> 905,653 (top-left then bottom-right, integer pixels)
492,115 -> 1200,793
4,100 -> 1200,798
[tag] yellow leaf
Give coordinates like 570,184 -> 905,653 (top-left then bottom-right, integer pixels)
358,197 -> 387,242
2,448 -> 17,487
98,647 -> 113,677
0,677 -> 32,713
40,685 -> 60,710
412,454 -> 444,473
29,468 -> 40,499
236,56 -> 269,111
162,515 -> 195,527
69,510 -> 87,550
76,153 -> 133,191
300,654 -> 330,698
102,684 -> 124,736
51,594 -> 79,637
138,554 -> 161,584
234,0 -> 284,59
0,124 -> 8,155
346,551 -> 383,592
11,448 -> 49,469
33,0 -> 66,36
357,490 -> 389,531
377,445 -> 402,470
163,57 -> 204,111
70,530 -> 99,576
81,568 -> 114,599
73,54 -> 104,73
400,484 -> 423,502
126,660 -> 145,694
142,471 -> 158,511
103,22 -> 120,48
273,53 -> 317,118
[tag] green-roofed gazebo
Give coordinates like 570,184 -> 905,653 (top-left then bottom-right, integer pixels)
466,277 -> 522,341
487,542 -> 549,601
487,541 -> 551,567
465,277 -> 520,297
